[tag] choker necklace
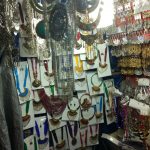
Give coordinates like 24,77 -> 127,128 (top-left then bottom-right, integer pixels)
35,120 -> 49,149
38,89 -> 67,116
76,8 -> 101,31
24,136 -> 38,150
95,96 -> 103,118
89,125 -> 99,144
67,98 -> 80,119
80,32 -> 98,46
86,45 -> 97,65
67,121 -> 78,146
98,47 -> 108,72
80,129 -> 88,149
80,93 -> 92,110
80,107 -> 95,125
22,101 -> 31,127
74,55 -> 84,77
91,73 -> 103,92
49,113 -> 62,127
43,60 -> 54,82
33,100 -> 43,112
13,65 -> 30,101
31,58 -> 41,88
52,127 -> 66,149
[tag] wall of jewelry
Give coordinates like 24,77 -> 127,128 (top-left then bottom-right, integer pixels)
11,0 -> 122,149
105,0 -> 150,149
9,0 -> 150,149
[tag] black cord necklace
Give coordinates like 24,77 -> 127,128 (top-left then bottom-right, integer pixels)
67,121 -> 78,146
52,127 -> 66,149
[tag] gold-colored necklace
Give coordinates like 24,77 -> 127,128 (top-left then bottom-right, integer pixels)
74,55 -> 84,76
85,45 -> 97,65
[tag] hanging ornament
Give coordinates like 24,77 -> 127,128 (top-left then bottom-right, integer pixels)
76,0 -> 100,13
76,9 -> 101,31
49,3 -> 68,41
29,0 -> 57,14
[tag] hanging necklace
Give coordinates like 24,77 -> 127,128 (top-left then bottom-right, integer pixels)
67,121 -> 78,146
89,125 -> 99,144
22,101 -> 31,127
98,47 -> 108,73
74,55 -> 84,77
38,89 -> 67,116
52,127 -> 66,149
80,129 -> 88,149
91,73 -> 103,92
67,99 -> 80,119
24,136 -> 38,150
31,58 -> 41,88
35,119 -> 49,149
95,96 -> 103,118
13,65 -> 30,101
43,60 -> 54,83
76,8 -> 101,31
80,32 -> 98,46
86,44 -> 97,65
80,107 -> 95,125
79,93 -> 92,110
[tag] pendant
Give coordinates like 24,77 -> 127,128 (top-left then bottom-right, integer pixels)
95,112 -> 102,119
49,118 -> 61,126
22,114 -> 31,127
92,85 -> 100,92
86,57 -> 95,65
98,64 -> 108,73
38,138 -> 48,150
56,140 -> 65,149
45,71 -> 54,77
99,63 -> 107,68
32,79 -> 41,88
80,118 -> 89,125
67,110 -> 78,117
33,100 -> 43,111
71,137 -> 77,146
19,88 -> 30,101
81,98 -> 91,109
90,134 -> 98,144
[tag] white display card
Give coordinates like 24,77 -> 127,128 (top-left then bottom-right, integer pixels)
62,97 -> 80,121
35,116 -> 49,150
28,58 -> 43,90
24,135 -> 39,150
97,43 -> 112,78
80,106 -> 97,128
51,126 -> 69,150
75,78 -> 88,91
87,124 -> 99,146
40,59 -> 54,87
13,61 -> 33,104
47,113 -> 66,131
66,122 -> 81,150
21,100 -> 35,130
86,71 -> 104,96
